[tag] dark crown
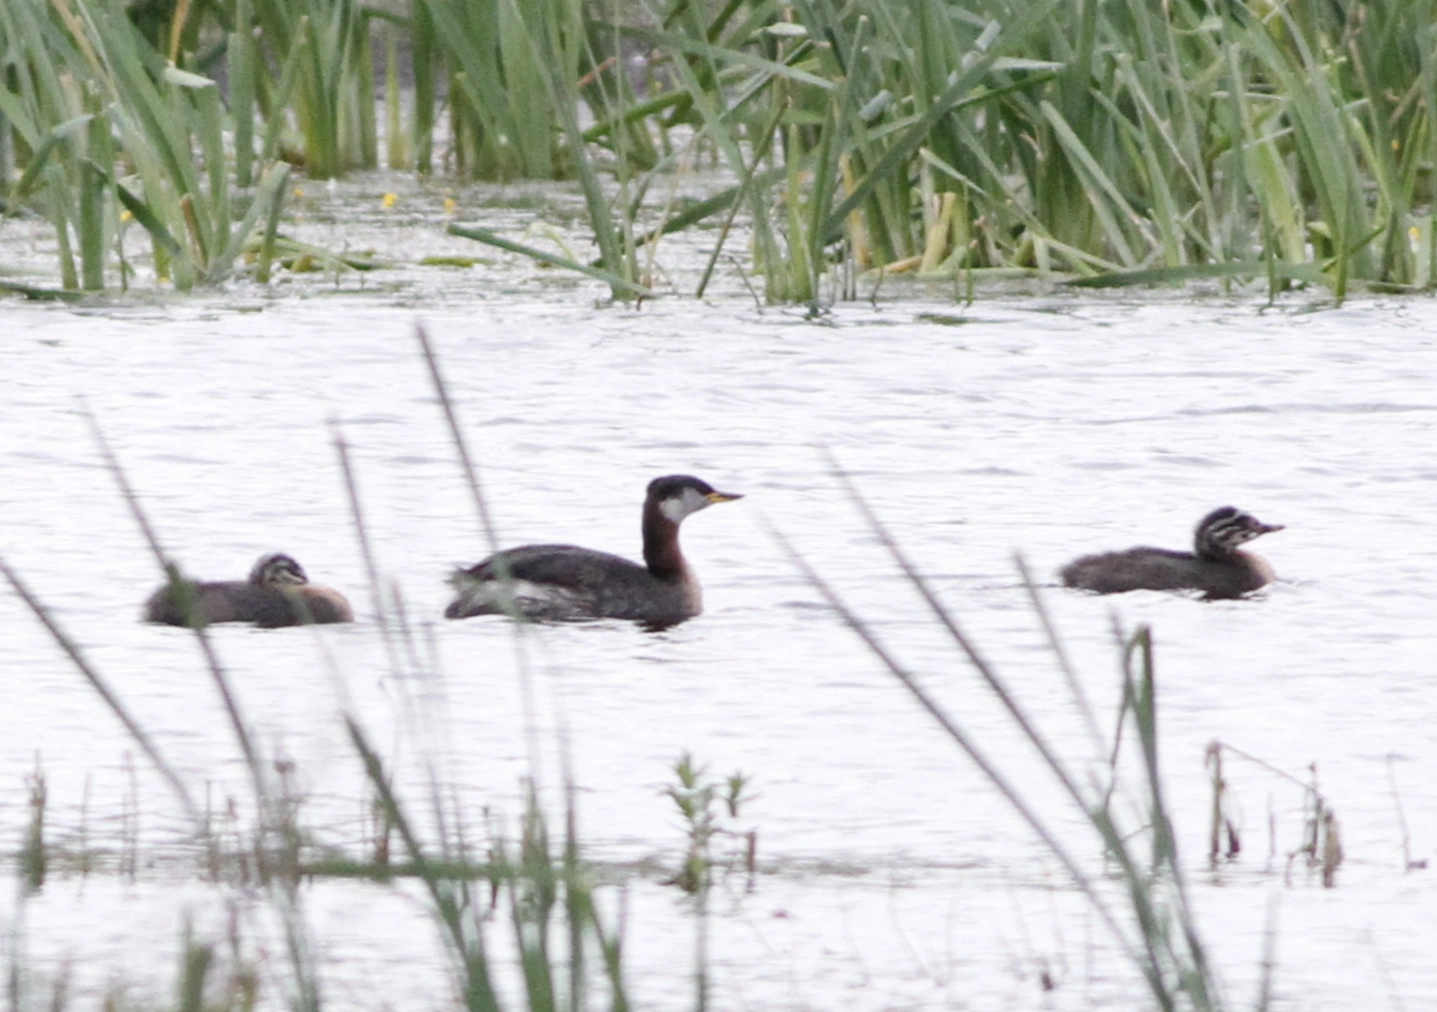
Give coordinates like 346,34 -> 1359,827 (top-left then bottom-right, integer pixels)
250,553 -> 309,586
1194,507 -> 1282,558
646,474 -> 715,500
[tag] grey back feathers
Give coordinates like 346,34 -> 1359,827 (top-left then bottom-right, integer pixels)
446,474 -> 743,625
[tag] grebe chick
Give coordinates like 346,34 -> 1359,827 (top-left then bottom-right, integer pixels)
1060,507 -> 1284,600
144,553 -> 354,627
445,474 -> 743,625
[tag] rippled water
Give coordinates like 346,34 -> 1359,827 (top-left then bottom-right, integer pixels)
2,245 -> 1436,1010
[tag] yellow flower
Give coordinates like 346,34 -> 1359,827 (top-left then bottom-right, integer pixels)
443,197 -> 457,216
293,187 -> 305,199
119,209 -> 133,224
382,192 -> 398,209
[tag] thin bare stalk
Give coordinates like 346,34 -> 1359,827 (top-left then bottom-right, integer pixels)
763,518 -> 1146,979
1386,755 -> 1423,872
80,404 -> 269,805
0,558 -> 201,826
81,403 -> 321,1012
414,324 -> 544,783
415,324 -> 500,553
330,421 -> 401,670
823,456 -> 1110,812
1014,554 -> 1107,756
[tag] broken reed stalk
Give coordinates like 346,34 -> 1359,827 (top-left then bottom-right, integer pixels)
1205,742 -> 1240,863
22,763 -> 48,892
1208,740 -> 1345,886
1386,755 -> 1425,872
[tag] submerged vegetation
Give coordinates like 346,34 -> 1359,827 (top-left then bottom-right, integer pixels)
2,0 -> 1437,302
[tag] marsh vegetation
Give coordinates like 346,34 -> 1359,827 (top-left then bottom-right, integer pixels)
4,0 -> 1437,302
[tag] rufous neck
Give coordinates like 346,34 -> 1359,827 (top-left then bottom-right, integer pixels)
642,500 -> 686,580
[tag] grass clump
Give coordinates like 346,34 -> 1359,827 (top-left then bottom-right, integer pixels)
664,752 -> 755,898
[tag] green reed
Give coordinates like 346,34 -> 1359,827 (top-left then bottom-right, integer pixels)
614,0 -> 1437,301
0,0 -> 296,291
246,0 -> 378,179
416,0 -> 569,180
6,0 -> 1437,301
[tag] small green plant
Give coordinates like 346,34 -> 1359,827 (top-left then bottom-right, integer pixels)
21,761 -> 48,892
664,752 -> 755,897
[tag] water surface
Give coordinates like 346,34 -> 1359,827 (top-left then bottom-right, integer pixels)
2,259 -> 1435,1010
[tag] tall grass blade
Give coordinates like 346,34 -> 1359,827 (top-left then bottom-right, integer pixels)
346,715 -> 503,1012
0,557 -> 201,826
231,0 -> 257,187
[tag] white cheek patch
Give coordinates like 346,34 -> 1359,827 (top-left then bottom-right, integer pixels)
658,487 -> 712,523
660,497 -> 689,523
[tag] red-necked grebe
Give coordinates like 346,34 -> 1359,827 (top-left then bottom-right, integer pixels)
445,474 -> 743,624
144,553 -> 354,627
1060,506 -> 1284,599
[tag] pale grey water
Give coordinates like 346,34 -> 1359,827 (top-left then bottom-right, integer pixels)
2,255 -> 1436,1011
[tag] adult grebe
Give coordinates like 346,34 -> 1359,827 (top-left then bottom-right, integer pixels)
445,474 -> 743,624
1060,506 -> 1284,599
144,553 -> 354,627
